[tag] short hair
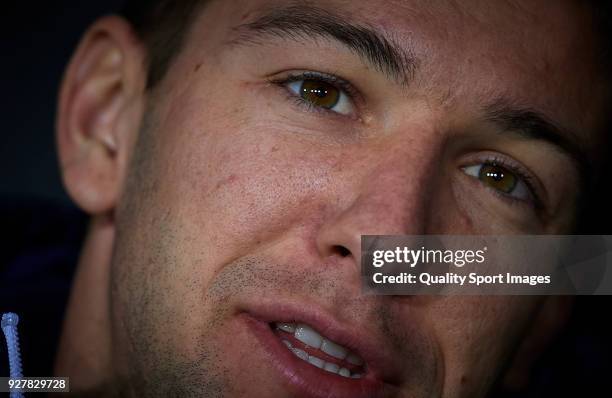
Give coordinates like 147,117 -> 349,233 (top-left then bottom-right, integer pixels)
122,0 -> 610,88
121,0 -> 207,88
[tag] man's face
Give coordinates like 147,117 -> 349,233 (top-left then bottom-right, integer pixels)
110,0 -> 606,396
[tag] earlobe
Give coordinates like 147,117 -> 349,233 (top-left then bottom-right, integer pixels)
57,15 -> 146,215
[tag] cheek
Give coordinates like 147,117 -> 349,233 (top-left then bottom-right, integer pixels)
112,101 -> 348,363
429,296 -> 539,396
150,96 -> 341,270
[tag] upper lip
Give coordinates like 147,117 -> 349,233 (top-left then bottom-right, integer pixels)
241,297 -> 404,385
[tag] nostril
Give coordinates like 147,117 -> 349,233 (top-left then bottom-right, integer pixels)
332,245 -> 351,257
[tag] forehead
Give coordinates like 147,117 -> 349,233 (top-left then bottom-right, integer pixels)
175,0 -> 606,150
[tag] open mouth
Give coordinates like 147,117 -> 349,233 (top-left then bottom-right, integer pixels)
241,306 -> 394,398
270,322 -> 366,379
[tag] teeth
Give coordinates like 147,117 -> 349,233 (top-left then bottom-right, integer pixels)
323,362 -> 340,373
275,321 -> 365,379
346,353 -> 364,366
308,356 -> 325,368
277,323 -> 296,333
294,324 -> 323,349
288,350 -> 361,379
292,348 -> 309,361
321,339 -> 348,360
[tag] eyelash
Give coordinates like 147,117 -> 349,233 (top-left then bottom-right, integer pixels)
469,154 -> 543,209
269,72 -> 544,210
271,71 -> 360,117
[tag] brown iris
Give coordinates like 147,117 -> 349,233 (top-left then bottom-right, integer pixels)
479,164 -> 517,194
299,79 -> 340,109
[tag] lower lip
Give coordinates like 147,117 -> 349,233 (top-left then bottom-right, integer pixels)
241,313 -> 389,398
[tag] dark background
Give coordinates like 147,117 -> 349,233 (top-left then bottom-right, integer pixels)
1,1 -> 124,204
1,1 -> 611,397
0,0 -> 122,387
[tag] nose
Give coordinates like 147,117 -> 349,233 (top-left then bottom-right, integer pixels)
315,139 -> 442,264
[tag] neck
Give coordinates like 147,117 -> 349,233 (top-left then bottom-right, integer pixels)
54,214 -> 114,391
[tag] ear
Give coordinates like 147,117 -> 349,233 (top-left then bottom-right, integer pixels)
502,296 -> 573,391
57,15 -> 146,215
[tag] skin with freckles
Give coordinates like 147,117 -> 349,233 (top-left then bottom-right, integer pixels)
54,0 -> 608,397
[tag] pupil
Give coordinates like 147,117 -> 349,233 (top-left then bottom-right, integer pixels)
303,85 -> 328,98
479,164 -> 517,194
487,170 -> 504,181
299,80 -> 340,109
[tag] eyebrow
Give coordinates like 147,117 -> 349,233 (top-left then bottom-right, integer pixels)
229,4 -> 419,86
230,5 -> 594,189
484,99 -> 592,187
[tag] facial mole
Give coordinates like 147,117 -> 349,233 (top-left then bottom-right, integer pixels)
215,174 -> 239,190
194,62 -> 203,72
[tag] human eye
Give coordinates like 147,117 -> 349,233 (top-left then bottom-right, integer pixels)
274,71 -> 357,117
462,155 -> 542,207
